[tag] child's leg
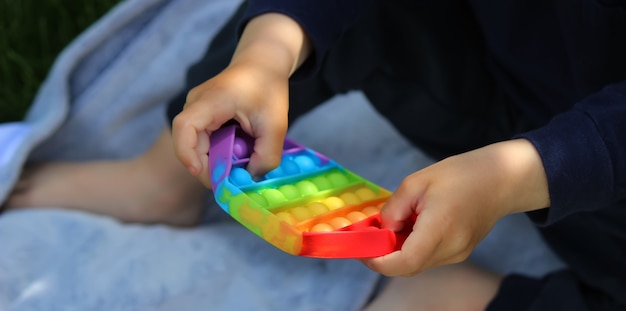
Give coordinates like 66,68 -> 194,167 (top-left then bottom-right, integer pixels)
364,262 -> 502,311
6,128 -> 206,226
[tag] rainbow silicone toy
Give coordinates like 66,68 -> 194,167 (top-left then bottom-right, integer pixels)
209,124 -> 415,258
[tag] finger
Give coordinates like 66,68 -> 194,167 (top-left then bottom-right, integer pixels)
172,113 -> 204,175
171,99 -> 234,175
379,175 -> 425,232
362,210 -> 441,276
195,129 -> 213,188
244,114 -> 288,177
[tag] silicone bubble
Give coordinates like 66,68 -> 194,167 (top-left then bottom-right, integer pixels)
311,223 -> 333,232
306,202 -> 330,216
327,172 -> 349,187
355,187 -> 377,201
362,206 -> 380,216
291,206 -> 313,222
232,136 -> 250,159
295,180 -> 318,196
339,192 -> 361,206
262,189 -> 287,205
293,154 -> 317,172
322,196 -> 345,210
278,184 -> 301,200
346,211 -> 367,223
230,167 -> 253,186
280,158 -> 301,175
265,166 -> 284,179
311,175 -> 333,191
329,217 -> 351,229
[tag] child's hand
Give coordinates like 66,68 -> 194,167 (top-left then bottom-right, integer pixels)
171,63 -> 289,188
171,13 -> 311,189
361,139 -> 550,276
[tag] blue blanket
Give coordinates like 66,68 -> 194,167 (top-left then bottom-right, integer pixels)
0,0 -> 565,309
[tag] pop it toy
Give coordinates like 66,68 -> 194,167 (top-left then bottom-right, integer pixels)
209,124 -> 415,258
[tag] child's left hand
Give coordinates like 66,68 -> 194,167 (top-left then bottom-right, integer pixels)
361,139 -> 550,276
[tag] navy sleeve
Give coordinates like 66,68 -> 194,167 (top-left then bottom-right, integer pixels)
519,80 -> 626,225
239,0 -> 375,80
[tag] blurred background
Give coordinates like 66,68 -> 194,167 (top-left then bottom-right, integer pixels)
0,0 -> 120,123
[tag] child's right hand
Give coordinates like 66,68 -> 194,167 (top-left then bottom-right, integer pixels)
171,13 -> 311,189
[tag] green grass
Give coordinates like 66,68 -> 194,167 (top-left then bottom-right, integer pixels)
0,0 -> 120,123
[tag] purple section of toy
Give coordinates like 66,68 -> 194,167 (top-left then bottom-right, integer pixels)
209,125 -> 237,190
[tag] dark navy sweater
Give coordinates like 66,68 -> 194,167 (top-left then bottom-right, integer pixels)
242,0 -> 626,307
